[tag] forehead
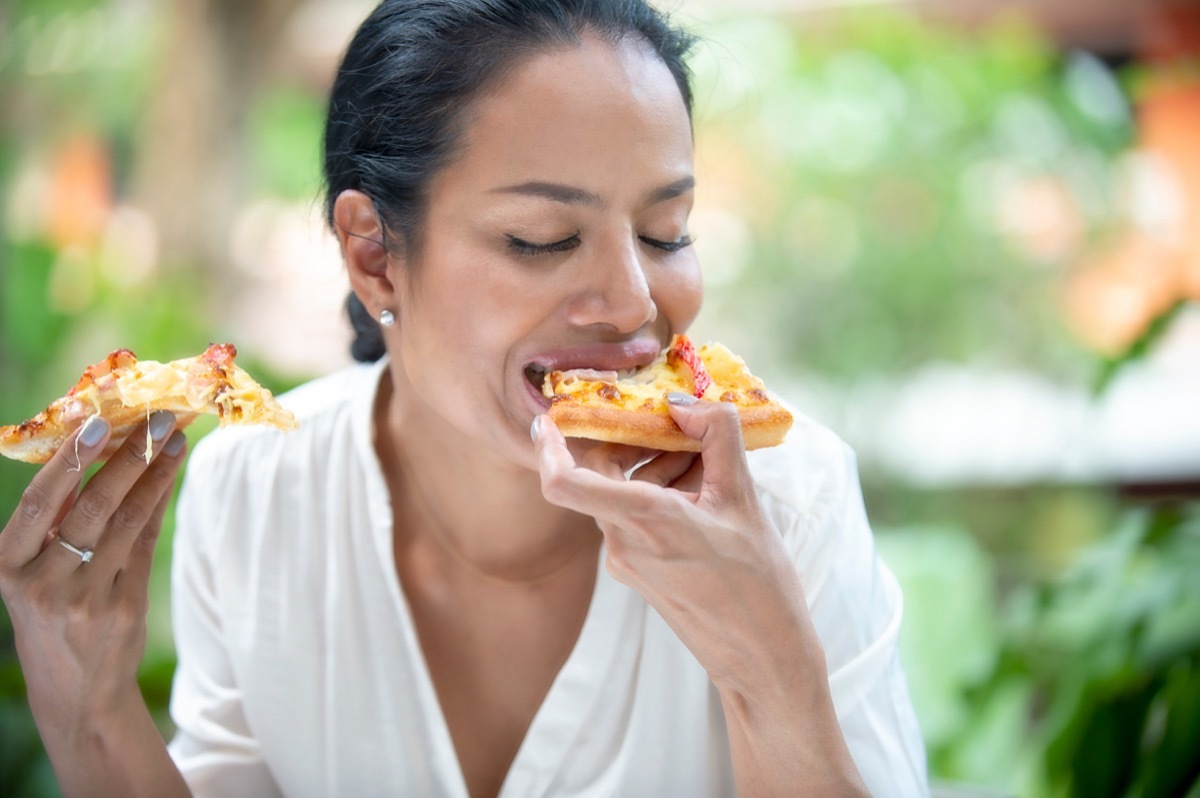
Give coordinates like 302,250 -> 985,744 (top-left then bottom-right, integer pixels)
435,35 -> 694,198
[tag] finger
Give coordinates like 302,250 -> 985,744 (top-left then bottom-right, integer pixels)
113,444 -> 181,603
665,396 -> 754,501
43,411 -> 176,575
0,415 -> 111,568
40,481 -> 83,552
533,415 -> 665,520
91,430 -> 186,578
630,451 -> 697,488
576,440 -> 656,481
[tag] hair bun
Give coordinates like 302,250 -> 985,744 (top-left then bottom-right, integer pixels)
346,292 -> 387,362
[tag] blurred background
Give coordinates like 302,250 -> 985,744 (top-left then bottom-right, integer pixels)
0,0 -> 1197,795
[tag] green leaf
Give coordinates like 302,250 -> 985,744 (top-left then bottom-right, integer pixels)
1138,657 -> 1200,798
1065,679 -> 1160,798
1094,300 -> 1192,395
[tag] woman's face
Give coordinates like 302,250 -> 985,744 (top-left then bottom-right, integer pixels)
389,35 -> 701,468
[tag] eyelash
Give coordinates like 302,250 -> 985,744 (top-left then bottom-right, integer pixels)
506,233 -> 694,256
507,234 -> 580,256
643,235 -> 694,253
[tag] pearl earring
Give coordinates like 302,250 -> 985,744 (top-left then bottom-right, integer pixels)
379,309 -> 396,327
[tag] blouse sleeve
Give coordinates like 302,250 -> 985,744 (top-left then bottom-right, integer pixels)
166,442 -> 284,798
754,420 -> 930,797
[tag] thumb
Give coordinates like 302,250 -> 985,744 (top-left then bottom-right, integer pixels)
665,393 -> 753,501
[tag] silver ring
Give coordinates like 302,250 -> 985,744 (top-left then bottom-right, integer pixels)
56,536 -> 94,563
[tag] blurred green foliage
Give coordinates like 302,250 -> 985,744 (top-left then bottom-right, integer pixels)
683,8 -> 1200,798
0,5 -> 303,794
248,86 -> 326,202
689,10 -> 1130,381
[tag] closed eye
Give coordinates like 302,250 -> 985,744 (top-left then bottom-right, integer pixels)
507,233 -> 580,256
640,234 -> 694,253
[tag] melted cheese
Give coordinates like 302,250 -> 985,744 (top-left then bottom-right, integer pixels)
694,343 -> 769,397
545,342 -> 771,411
60,355 -> 296,429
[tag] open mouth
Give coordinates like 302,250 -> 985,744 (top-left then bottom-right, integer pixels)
524,363 -> 629,392
524,363 -> 550,392
521,339 -> 665,403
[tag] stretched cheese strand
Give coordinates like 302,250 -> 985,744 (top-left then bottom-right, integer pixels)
67,414 -> 102,474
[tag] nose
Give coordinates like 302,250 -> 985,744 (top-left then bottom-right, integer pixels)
564,236 -> 658,333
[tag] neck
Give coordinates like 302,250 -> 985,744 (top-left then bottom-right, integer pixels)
374,364 -> 597,582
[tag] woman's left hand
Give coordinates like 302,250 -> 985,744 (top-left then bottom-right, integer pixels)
532,395 -> 822,695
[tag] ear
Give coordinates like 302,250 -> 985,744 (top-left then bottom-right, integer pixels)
333,189 -> 398,319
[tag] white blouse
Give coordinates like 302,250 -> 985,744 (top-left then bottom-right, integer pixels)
167,359 -> 929,797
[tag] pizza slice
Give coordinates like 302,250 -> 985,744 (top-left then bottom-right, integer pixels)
0,343 -> 298,464
543,334 -> 792,451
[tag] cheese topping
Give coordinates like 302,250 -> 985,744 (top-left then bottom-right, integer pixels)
0,343 -> 297,465
544,339 -> 772,412
56,352 -> 296,429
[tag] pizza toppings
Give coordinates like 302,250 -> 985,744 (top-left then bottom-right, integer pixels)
0,344 -> 298,464
539,333 -> 792,451
201,342 -> 237,368
666,335 -> 712,399
551,369 -> 620,386
67,348 -> 136,397
542,334 -> 761,411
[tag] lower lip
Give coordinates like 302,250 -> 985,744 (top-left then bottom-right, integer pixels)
523,374 -> 552,413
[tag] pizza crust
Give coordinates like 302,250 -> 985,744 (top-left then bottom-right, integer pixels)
0,407 -> 205,466
547,396 -> 793,452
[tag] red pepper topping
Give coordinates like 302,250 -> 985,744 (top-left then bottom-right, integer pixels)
667,334 -> 712,399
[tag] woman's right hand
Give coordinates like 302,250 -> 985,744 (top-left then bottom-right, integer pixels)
0,410 -> 192,797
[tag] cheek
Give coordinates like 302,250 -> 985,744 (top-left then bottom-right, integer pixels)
397,250 -> 528,380
657,257 -> 704,331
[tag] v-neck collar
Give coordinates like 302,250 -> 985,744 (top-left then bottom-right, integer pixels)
357,358 -> 648,797
495,550 -> 641,797
376,534 -> 643,797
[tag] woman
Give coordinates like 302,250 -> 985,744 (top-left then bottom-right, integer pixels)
0,1 -> 928,796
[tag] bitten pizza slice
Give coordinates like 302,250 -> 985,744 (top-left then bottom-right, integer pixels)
0,343 -> 298,464
543,334 -> 792,451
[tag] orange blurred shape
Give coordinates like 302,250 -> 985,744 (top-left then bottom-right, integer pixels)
1066,236 -> 1185,356
46,134 -> 113,249
1066,4 -> 1200,353
999,176 -> 1083,264
1140,83 -> 1200,303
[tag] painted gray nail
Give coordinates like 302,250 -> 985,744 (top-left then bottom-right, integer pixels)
666,392 -> 698,406
530,415 -> 543,442
149,410 -> 174,441
79,416 -> 109,447
164,431 -> 187,457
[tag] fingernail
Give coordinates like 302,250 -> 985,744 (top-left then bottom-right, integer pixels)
164,431 -> 187,457
149,410 -> 174,441
79,416 -> 109,447
667,392 -> 698,406
530,415 -> 543,442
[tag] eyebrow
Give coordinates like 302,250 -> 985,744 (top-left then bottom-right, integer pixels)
492,182 -> 602,205
644,176 -> 695,205
491,176 -> 695,207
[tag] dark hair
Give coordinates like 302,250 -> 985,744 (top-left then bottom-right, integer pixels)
323,0 -> 698,362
